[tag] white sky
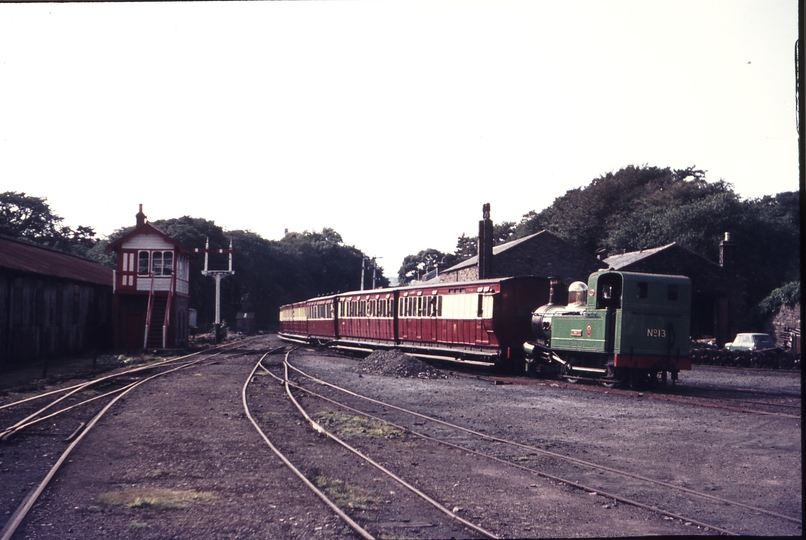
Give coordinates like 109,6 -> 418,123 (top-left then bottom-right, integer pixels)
0,0 -> 799,280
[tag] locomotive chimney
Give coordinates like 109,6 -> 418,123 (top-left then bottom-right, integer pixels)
478,203 -> 494,279
135,204 -> 147,228
548,278 -> 567,306
719,231 -> 735,269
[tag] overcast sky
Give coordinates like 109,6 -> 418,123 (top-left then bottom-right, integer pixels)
0,0 -> 799,281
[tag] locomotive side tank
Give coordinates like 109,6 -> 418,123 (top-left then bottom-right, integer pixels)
525,270 -> 691,385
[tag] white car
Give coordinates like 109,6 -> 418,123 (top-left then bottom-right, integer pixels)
724,333 -> 776,352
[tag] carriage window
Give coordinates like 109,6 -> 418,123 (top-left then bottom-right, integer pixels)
637,282 -> 648,299
437,296 -> 442,317
477,294 -> 484,317
667,285 -> 678,301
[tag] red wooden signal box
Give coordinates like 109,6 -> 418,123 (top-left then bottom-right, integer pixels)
106,205 -> 191,350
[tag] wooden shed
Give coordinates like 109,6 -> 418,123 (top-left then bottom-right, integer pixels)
0,235 -> 113,368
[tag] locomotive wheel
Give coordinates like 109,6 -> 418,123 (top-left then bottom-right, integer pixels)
561,363 -> 580,383
599,366 -> 623,388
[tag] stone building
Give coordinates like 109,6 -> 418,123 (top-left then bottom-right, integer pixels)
434,205 -> 606,286
437,230 -> 607,286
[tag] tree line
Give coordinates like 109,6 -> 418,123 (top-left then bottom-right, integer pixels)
1,192 -> 388,332
2,164 -> 799,330
396,165 -> 800,320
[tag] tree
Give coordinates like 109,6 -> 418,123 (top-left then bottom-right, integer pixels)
452,221 -> 517,263
0,191 -> 98,255
406,165 -> 798,309
397,248 -> 458,285
454,234 -> 477,261
512,165 -> 714,254
508,165 -> 798,307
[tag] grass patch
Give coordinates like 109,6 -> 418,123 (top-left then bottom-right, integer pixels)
308,471 -> 378,510
313,411 -> 402,439
128,521 -> 148,529
97,488 -> 216,510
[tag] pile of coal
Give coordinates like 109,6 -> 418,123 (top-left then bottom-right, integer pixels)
356,350 -> 448,379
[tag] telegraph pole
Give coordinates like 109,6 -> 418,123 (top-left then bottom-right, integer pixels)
195,238 -> 234,343
371,257 -> 382,289
360,256 -> 381,290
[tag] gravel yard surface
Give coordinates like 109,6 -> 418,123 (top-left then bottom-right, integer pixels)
0,336 -> 801,538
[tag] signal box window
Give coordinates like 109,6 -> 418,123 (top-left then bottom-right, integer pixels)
138,251 -> 150,275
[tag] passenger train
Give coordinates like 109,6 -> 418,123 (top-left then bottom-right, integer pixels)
279,270 -> 692,386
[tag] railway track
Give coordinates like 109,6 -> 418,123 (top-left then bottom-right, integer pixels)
276,348 -> 802,537
1,339 -> 799,537
0,338 -> 262,540
245,349 -> 497,539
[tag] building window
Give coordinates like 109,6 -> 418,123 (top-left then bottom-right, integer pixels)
138,251 -> 150,275
142,251 -> 175,276
162,252 -> 173,275
152,252 -> 162,275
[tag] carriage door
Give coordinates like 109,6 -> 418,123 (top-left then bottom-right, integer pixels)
475,292 -> 491,345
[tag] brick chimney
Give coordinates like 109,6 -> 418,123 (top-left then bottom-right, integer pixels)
719,231 -> 735,269
478,203 -> 494,279
136,204 -> 147,228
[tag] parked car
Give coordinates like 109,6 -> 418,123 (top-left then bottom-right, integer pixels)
724,333 -> 776,352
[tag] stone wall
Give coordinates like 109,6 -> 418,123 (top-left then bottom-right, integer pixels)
767,303 -> 801,348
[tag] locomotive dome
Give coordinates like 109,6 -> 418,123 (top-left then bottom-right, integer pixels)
567,281 -> 588,306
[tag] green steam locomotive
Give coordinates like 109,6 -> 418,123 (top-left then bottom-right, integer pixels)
523,271 -> 692,387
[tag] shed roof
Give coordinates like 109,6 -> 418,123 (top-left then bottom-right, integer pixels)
443,230 -> 546,272
603,242 -> 718,269
0,235 -> 113,287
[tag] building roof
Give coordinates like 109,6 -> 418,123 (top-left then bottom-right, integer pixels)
0,235 -> 113,287
442,231 -> 546,273
106,222 -> 190,254
603,242 -> 719,269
